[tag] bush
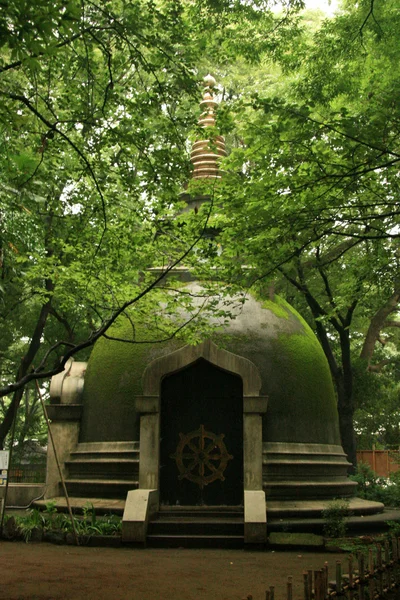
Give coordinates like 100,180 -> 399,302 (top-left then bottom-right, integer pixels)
9,502 -> 122,542
350,462 -> 400,507
322,499 -> 350,538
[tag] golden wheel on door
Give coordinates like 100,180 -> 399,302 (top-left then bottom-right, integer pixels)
160,359 -> 243,507
170,424 -> 233,489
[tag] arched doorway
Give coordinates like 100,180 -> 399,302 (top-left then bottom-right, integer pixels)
160,359 -> 243,506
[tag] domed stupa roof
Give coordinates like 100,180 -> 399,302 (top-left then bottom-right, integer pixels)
81,289 -> 340,447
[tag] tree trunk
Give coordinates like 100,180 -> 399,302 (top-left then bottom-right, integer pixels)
0,296 -> 53,449
360,286 -> 400,363
335,371 -> 357,472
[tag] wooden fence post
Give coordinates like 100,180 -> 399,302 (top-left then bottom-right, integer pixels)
336,561 -> 342,596
368,547 -> 375,600
270,585 -> 275,600
377,543 -> 384,597
307,570 -> 313,600
323,563 -> 329,599
358,553 -> 365,600
314,570 -> 320,600
287,576 -> 293,600
348,554 -> 354,600
303,572 -> 310,600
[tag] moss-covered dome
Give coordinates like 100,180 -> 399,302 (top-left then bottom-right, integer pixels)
80,289 -> 341,447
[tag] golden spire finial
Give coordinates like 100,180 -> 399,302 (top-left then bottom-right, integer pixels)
190,75 -> 227,180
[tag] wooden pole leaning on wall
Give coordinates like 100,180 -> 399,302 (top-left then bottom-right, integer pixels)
0,392 -> 19,537
35,379 -> 79,546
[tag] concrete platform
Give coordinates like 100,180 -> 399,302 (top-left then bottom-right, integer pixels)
267,497 -> 384,518
34,497 -> 126,515
268,507 -> 400,535
32,497 -> 399,537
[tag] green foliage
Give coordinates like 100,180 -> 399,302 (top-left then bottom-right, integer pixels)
12,502 -> 122,541
15,508 -> 45,542
386,520 -> 400,538
322,499 -> 350,538
350,462 -> 400,507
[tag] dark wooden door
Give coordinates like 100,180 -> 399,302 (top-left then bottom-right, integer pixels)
160,359 -> 243,506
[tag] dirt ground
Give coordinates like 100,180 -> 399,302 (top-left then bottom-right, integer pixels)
0,541 -> 347,600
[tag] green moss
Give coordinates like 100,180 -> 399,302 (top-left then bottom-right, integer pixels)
265,330 -> 340,444
261,297 -> 290,320
80,288 -> 341,446
279,297 -> 316,339
268,532 -> 324,547
80,318 -> 184,442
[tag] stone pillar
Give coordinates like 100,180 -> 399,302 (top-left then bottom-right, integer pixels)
135,396 -> 160,497
243,397 -> 268,491
45,359 -> 86,499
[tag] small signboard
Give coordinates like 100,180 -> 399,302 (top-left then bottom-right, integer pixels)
0,451 -> 9,485
0,451 -> 9,470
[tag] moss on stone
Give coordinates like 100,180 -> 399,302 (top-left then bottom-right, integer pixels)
268,532 -> 324,547
260,296 -> 290,320
265,330 -> 340,444
80,286 -> 341,447
80,319 -> 184,442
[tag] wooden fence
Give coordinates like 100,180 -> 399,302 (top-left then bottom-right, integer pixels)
357,451 -> 400,478
8,465 -> 46,483
246,538 -> 400,600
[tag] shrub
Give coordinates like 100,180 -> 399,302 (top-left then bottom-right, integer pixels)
322,499 -> 350,538
350,462 -> 400,507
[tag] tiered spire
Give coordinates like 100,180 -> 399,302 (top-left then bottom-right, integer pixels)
190,74 -> 227,180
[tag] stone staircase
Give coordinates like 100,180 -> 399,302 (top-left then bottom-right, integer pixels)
263,442 -> 357,500
64,441 -> 139,500
146,507 -> 244,548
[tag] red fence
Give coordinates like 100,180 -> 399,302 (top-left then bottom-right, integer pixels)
356,451 -> 400,478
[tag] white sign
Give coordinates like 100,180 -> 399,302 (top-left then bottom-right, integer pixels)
0,451 -> 9,470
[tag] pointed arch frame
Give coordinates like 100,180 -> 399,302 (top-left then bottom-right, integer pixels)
135,340 -> 267,500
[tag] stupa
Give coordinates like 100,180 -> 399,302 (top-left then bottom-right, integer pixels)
44,76 -> 383,545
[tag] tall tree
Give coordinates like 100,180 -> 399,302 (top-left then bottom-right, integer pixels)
0,0 -> 304,447
213,0 -> 400,467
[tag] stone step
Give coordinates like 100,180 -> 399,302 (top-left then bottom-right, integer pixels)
65,479 -> 138,499
264,479 -> 357,499
148,517 -> 244,536
147,508 -> 245,547
159,506 -> 243,518
146,533 -> 244,549
66,458 -> 139,480
263,459 -> 349,466
33,496 -> 126,515
69,451 -> 139,461
75,442 -> 139,452
263,462 -> 350,478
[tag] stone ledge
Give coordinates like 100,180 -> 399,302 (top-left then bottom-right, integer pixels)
47,404 -> 83,421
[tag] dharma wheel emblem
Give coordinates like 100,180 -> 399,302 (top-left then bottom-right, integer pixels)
171,424 -> 233,489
